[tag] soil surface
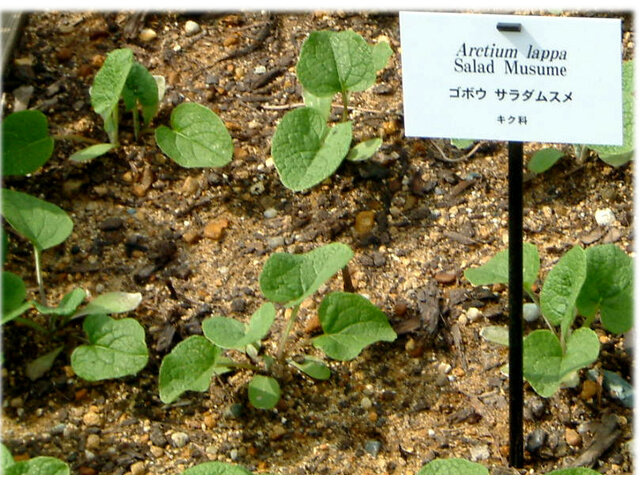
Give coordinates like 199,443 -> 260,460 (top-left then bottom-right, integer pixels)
1,10 -> 634,475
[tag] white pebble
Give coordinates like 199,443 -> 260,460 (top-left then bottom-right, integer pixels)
360,397 -> 373,409
263,208 -> 277,219
139,28 -> 157,42
595,208 -> 616,227
184,20 -> 201,36
254,65 -> 267,74
466,307 -> 482,322
470,445 -> 490,461
170,431 -> 189,448
523,303 -> 540,323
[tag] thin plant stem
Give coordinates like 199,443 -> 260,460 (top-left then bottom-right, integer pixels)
340,91 -> 350,122
33,246 -> 47,306
132,108 -> 140,141
276,303 -> 300,361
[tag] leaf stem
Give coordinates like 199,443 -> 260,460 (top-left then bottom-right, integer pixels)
276,304 -> 300,361
33,246 -> 47,307
340,91 -> 350,122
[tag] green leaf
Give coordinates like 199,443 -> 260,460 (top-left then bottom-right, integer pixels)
450,138 -> 474,149
71,291 -> 141,319
546,467 -> 601,475
271,107 -> 352,191
122,61 -> 159,126
34,288 -> 85,316
312,292 -> 397,361
540,245 -> 586,337
25,346 -> 64,381
2,271 -> 31,324
1,189 -> 73,252
259,242 -> 353,306
523,327 -> 599,397
528,148 -> 564,173
288,355 -> 331,380
154,75 -> 166,102
69,143 -> 115,163
158,336 -> 225,404
346,138 -> 382,161
203,303 -> 276,349
371,40 -> 393,72
1,443 -> 15,472
417,458 -> 489,475
576,244 -> 633,333
297,30 -> 375,96
155,102 -> 233,168
2,110 -> 54,176
599,285 -> 633,335
182,461 -> 252,475
248,375 -> 281,409
588,60 -> 634,167
480,326 -> 509,346
4,456 -> 70,475
464,243 -> 540,292
71,314 -> 148,381
90,48 -> 134,120
302,88 -> 332,121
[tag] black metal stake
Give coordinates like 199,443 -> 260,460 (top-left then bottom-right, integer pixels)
508,140 -> 524,468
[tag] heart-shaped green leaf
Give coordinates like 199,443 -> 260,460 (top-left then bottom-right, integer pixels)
417,458 -> 489,475
288,355 -> 331,380
2,110 -> 54,176
523,327 -> 599,397
528,148 -> 564,173
464,243 -> 540,293
480,326 -> 509,346
155,102 -> 233,168
346,138 -> 382,161
450,138 -> 474,149
371,40 -> 393,72
122,61 -> 159,126
71,291 -> 141,319
91,48 -> 134,120
158,335 -> 226,404
69,143 -> 115,163
312,292 -> 397,361
1,188 -> 73,252
259,242 -> 353,306
34,288 -> 85,316
25,346 -> 64,381
540,245 -> 586,338
203,302 -> 275,349
183,461 -> 252,475
1,443 -> 15,472
71,314 -> 148,381
248,375 -> 281,409
588,60 -> 634,167
297,31 -> 375,96
271,107 -> 352,191
2,271 -> 32,324
576,244 -> 632,333
4,456 -> 70,475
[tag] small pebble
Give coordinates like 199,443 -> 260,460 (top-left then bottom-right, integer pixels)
469,444 -> 490,461
354,210 -> 376,235
523,303 -> 540,322
204,218 -> 229,240
170,431 -> 190,448
565,428 -> 581,447
361,397 -> 373,410
254,65 -> 267,74
267,236 -> 285,249
250,181 -> 265,195
580,379 -> 600,401
263,208 -> 277,219
82,411 -> 102,427
150,445 -> 164,458
229,448 -> 239,461
525,428 -> 547,453
184,20 -> 201,36
84,450 -> 96,461
437,362 -> 452,375
364,440 -> 382,457
99,217 -> 124,231
466,307 -> 482,322
595,208 -> 616,227
139,28 -> 157,42
13,85 -> 34,112
86,433 -> 100,450
434,271 -> 456,284
181,176 -> 199,196
130,461 -> 146,475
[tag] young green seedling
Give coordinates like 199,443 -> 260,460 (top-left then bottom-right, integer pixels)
464,242 -> 632,397
159,242 -> 396,410
272,30 -> 393,191
1,443 -> 70,475
181,461 -> 252,475
415,457 -> 601,475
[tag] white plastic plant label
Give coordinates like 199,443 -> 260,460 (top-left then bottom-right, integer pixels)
399,12 -> 623,145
